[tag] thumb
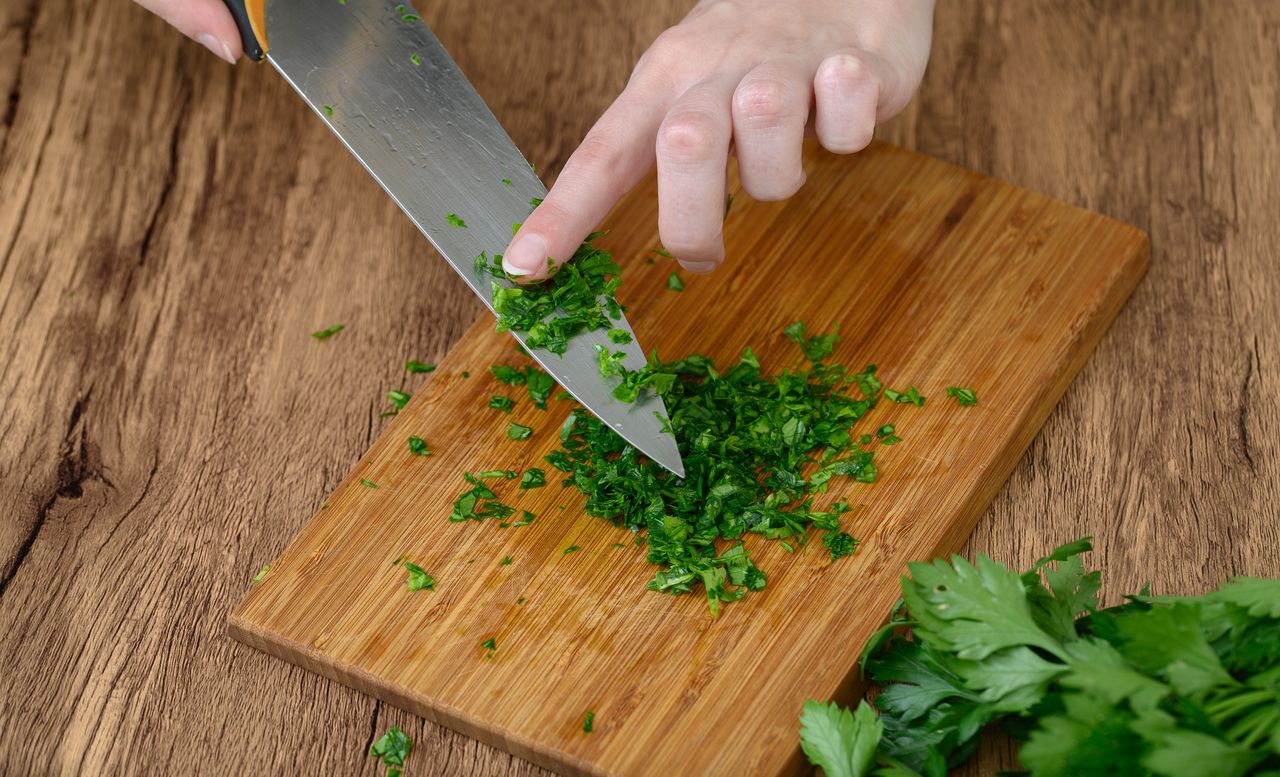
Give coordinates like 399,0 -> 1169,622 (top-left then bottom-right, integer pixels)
133,0 -> 243,64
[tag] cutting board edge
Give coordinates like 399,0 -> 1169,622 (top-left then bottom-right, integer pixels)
226,613 -> 611,777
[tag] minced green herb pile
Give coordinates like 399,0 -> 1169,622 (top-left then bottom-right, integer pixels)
800,539 -> 1280,777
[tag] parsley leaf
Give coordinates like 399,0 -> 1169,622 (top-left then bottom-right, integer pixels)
405,359 -> 435,373
369,726 -> 412,767
407,435 -> 430,456
445,213 -> 467,228
310,323 -> 345,340
507,423 -> 532,440
946,386 -> 978,406
799,700 -> 882,777
582,710 -> 595,733
251,564 -> 269,583
519,468 -> 546,489
488,395 -> 515,413
667,272 -> 685,292
403,561 -> 435,591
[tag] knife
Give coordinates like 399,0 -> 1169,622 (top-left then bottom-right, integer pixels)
221,0 -> 685,477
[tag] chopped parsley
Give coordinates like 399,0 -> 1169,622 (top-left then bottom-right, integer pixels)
407,435 -> 430,456
481,637 -> 497,651
563,545 -> 581,555
666,272 -> 685,292
607,328 -> 633,344
946,386 -> 978,406
403,561 -> 435,591
488,395 -> 515,413
476,234 -> 622,356
387,390 -> 411,410
251,564 -> 269,583
360,478 -> 379,489
369,726 -> 412,768
500,556 -> 513,565
477,469 -> 517,479
410,53 -> 421,66
883,386 -> 925,406
461,371 -> 470,378
405,359 -> 435,373
516,597 -> 526,605
519,468 -> 546,489
310,323 -> 345,340
322,104 -> 334,117
501,178 -> 513,187
445,213 -> 467,228
507,423 -> 532,440
490,365 -> 525,384
582,710 -> 595,733
450,473 -> 517,522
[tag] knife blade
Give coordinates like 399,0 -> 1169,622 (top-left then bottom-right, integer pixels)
222,0 -> 684,477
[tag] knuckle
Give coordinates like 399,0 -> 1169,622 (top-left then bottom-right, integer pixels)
635,29 -> 687,79
657,109 -> 722,164
733,78 -> 792,129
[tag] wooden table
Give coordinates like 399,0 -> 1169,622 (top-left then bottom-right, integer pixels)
2,1 -> 1276,775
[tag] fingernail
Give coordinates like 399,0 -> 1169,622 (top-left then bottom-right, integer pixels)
196,33 -> 236,65
502,233 -> 548,275
681,260 -> 718,274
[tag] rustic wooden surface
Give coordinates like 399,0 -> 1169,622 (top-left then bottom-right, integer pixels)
0,1 -> 1275,775
229,140 -> 1147,777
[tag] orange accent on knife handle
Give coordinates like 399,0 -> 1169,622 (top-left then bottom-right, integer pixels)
222,0 -> 268,61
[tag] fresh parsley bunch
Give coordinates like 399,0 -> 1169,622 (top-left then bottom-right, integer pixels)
800,538 -> 1280,777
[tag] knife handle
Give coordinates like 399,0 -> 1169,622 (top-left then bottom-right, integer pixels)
221,0 -> 268,61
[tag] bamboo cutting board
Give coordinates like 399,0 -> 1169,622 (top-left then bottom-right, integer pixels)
229,142 -> 1148,776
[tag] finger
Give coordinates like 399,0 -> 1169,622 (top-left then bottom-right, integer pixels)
731,59 -> 812,201
656,78 -> 735,272
502,85 -> 668,281
134,0 -> 242,63
812,51 -> 886,154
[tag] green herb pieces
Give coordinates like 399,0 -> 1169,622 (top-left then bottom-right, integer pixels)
322,104 -> 334,117
519,468 -> 546,489
449,473 -> 515,522
403,561 -> 436,591
947,386 -> 979,406
490,365 -> 525,384
388,390 -> 411,410
407,435 -> 430,456
507,423 -> 532,441
564,545 -> 581,555
883,386 -> 925,406
667,272 -> 685,292
477,235 -> 622,356
650,247 -> 674,260
461,371 -> 470,378
251,564 -> 269,583
360,478 -> 379,489
477,469 -> 517,480
501,178 -> 513,187
801,539 -> 1280,776
446,213 -> 467,228
784,321 -> 840,363
310,323 -> 345,340
410,53 -> 421,66
405,359 -> 435,373
607,328 -> 633,344
582,710 -> 595,733
402,13 -> 420,21
500,556 -> 513,566
369,726 -> 412,768
516,597 -> 526,605
481,637 -> 497,651
488,395 -> 515,413
523,367 -> 555,409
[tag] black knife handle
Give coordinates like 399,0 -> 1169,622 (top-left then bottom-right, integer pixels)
221,0 -> 268,61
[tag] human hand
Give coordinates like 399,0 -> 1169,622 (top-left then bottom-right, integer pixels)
133,0 -> 242,64
502,0 -> 935,280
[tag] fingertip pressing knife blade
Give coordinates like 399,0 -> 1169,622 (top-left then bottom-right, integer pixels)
221,0 -> 684,477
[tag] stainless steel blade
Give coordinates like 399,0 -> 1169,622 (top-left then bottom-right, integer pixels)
263,0 -> 684,477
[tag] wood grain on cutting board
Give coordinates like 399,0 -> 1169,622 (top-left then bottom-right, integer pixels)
229,141 -> 1148,776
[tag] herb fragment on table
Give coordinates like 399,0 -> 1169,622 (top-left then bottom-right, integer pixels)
883,386 -> 924,406
407,436 -> 430,456
784,320 -> 840,363
563,545 -> 581,555
445,213 -> 467,228
488,395 -> 515,413
947,386 -> 979,406
477,469 -> 516,480
516,597 -> 526,605
523,367 -> 555,409
410,53 -> 421,66
607,328 -> 633,344
667,272 -> 685,292
501,178 -> 512,187
402,12 -> 420,21
251,564 -> 269,583
490,365 -> 525,384
461,371 -> 470,378
387,390 -> 411,410
450,473 -> 516,522
405,359 -> 435,373
519,468 -> 546,489
582,710 -> 595,733
360,478 -> 379,489
500,556 -> 513,566
369,726 -> 412,768
310,323 -> 345,340
322,104 -> 334,117
879,435 -> 901,445
403,561 -> 435,591
507,423 -> 532,440
481,637 -> 497,651
799,538 -> 1280,777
